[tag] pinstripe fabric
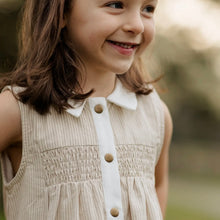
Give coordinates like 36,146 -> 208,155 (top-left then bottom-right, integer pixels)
1,83 -> 164,220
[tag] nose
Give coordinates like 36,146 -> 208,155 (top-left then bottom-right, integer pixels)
122,12 -> 144,35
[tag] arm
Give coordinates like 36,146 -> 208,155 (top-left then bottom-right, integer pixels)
0,90 -> 22,153
155,101 -> 173,218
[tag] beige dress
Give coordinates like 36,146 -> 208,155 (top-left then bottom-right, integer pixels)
1,80 -> 164,220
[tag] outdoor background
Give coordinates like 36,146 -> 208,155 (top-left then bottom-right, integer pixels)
0,0 -> 220,219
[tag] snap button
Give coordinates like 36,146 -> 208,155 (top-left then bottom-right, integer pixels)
105,154 -> 114,163
110,208 -> 119,217
94,104 -> 103,114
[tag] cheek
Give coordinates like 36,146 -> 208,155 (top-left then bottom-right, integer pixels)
87,22 -> 115,43
88,31 -> 99,44
137,22 -> 155,55
144,21 -> 155,46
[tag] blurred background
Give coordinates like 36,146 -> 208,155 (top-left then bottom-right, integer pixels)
0,0 -> 219,219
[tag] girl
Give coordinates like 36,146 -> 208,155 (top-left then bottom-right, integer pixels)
0,0 -> 172,219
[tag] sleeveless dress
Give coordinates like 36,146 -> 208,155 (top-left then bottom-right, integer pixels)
1,80 -> 164,220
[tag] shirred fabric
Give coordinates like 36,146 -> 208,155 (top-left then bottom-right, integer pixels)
1,81 -> 164,220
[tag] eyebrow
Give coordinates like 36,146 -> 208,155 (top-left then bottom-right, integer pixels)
147,0 -> 158,3
144,0 -> 158,4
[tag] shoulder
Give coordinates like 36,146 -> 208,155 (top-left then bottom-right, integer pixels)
150,88 -> 173,133
0,90 -> 22,152
161,101 -> 172,128
144,88 -> 173,147
161,100 -> 173,149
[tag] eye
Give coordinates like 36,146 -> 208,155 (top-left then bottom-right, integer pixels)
105,1 -> 124,9
143,5 -> 156,15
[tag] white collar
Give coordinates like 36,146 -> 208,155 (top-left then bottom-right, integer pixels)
66,80 -> 137,118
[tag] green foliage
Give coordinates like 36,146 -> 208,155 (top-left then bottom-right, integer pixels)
1,0 -> 220,143
150,30 -> 220,141
0,213 -> 5,220
0,11 -> 19,72
0,1 -> 220,219
0,0 -> 23,14
166,205 -> 219,220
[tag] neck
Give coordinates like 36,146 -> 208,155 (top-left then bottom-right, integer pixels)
80,69 -> 117,98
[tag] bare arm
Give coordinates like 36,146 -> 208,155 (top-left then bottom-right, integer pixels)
155,101 -> 173,218
0,90 -> 21,153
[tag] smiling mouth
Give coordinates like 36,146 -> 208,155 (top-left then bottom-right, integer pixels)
107,40 -> 140,49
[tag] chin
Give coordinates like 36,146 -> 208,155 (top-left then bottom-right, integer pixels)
115,69 -> 130,75
109,62 -> 133,75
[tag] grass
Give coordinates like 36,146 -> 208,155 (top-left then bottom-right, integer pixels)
165,173 -> 220,220
166,205 -> 219,220
165,141 -> 220,220
0,141 -> 219,219
1,173 -> 219,220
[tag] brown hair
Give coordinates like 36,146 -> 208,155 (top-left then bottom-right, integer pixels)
0,0 -> 154,115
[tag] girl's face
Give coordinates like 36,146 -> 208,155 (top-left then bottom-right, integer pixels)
66,0 -> 158,75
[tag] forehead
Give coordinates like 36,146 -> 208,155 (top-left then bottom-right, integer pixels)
68,0 -> 158,15
75,0 -> 158,4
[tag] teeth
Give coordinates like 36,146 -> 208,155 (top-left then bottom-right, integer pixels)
113,41 -> 134,49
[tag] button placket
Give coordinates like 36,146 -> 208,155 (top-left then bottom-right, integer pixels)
110,208 -> 119,217
94,104 -> 104,114
105,153 -> 114,163
89,98 -> 123,220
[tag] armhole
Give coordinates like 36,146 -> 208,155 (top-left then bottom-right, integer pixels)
0,86 -> 29,190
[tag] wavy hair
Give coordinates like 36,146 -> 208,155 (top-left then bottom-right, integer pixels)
0,0 -> 154,115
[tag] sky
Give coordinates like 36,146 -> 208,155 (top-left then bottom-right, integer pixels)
155,0 -> 220,50
1,0 -> 220,50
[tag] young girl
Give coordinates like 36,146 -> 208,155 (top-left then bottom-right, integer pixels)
0,0 -> 172,219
